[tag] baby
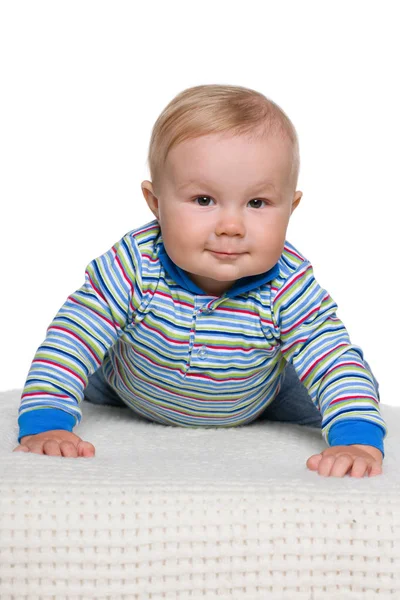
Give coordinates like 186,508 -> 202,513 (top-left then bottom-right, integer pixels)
13,84 -> 387,477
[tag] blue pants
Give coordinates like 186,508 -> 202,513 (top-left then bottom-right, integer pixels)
83,359 -> 380,427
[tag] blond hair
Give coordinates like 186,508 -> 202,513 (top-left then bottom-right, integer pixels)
146,84 -> 300,195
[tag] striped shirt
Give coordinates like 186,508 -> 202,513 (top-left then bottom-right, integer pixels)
18,219 -> 387,455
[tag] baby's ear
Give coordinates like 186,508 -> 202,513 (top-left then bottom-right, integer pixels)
141,181 -> 159,218
291,191 -> 303,214
141,180 -> 154,198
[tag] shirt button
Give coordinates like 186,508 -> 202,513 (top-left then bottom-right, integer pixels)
198,345 -> 208,359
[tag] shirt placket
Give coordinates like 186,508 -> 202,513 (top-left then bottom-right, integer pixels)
184,296 -> 226,374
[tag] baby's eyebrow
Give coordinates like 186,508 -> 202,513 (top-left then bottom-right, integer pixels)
177,180 -> 211,191
177,180 -> 278,193
177,181 -> 195,190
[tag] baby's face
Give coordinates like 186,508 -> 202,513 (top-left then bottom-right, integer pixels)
142,131 -> 302,296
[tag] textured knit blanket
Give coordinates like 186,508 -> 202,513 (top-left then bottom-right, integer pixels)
1,389 -> 399,600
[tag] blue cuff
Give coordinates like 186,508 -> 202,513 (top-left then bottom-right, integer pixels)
18,408 -> 76,443
328,420 -> 385,458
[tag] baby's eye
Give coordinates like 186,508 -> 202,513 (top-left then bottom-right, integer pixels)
193,196 -> 267,208
194,196 -> 214,207
248,199 -> 266,209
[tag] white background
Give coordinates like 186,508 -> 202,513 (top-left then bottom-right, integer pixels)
1,1 -> 398,406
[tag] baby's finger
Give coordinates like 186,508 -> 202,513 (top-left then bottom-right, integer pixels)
77,441 -> 96,457
317,454 -> 337,477
349,457 -> 369,478
59,441 -> 78,458
305,453 -> 323,471
12,445 -> 30,453
27,445 -> 47,455
369,462 -> 383,477
329,454 -> 354,477
42,439 -> 63,456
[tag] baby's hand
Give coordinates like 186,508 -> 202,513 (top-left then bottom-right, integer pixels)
12,430 -> 95,458
306,444 -> 383,478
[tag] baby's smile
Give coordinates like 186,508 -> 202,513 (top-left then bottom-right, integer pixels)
208,250 -> 244,259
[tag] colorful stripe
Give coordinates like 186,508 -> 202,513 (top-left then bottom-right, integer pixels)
18,219 -> 387,453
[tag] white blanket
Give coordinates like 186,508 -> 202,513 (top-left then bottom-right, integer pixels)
1,389 -> 399,599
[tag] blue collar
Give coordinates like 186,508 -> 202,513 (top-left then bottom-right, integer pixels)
157,242 -> 280,297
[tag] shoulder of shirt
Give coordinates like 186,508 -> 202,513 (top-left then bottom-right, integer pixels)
118,218 -> 161,252
272,240 -> 311,283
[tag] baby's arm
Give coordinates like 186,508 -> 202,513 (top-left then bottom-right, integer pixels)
16,234 -> 140,453
272,260 -> 387,475
13,430 -> 95,458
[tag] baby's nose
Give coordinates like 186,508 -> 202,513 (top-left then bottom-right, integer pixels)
215,211 -> 245,236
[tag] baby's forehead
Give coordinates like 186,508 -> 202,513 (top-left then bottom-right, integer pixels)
165,132 -> 293,183
174,130 -> 292,161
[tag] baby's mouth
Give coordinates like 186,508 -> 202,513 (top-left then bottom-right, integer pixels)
209,250 -> 243,259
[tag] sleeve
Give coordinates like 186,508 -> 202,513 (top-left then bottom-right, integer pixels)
17,234 -> 142,443
271,260 -> 387,457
